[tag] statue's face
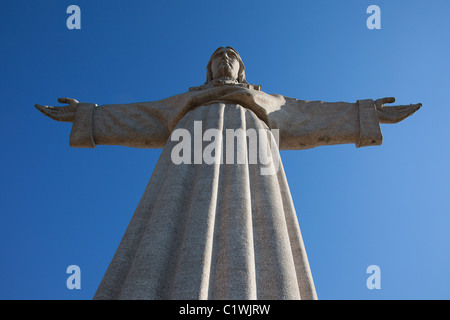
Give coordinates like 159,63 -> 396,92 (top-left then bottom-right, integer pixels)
210,48 -> 240,81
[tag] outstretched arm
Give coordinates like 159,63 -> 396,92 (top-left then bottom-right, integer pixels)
267,95 -> 421,150
35,94 -> 192,148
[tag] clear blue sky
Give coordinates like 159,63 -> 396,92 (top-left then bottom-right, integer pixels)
1,0 -> 449,300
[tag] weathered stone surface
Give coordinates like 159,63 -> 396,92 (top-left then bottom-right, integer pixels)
35,46 -> 420,300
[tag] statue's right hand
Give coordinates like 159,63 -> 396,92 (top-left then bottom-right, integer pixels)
35,98 -> 79,122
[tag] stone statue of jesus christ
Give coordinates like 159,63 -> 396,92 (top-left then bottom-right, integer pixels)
36,47 -> 421,300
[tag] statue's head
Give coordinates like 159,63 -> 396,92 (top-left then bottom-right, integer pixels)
206,47 -> 247,84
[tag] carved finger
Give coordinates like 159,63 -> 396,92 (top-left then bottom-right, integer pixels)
375,97 -> 396,111
382,97 -> 396,104
58,98 -> 79,105
35,104 -> 59,120
378,103 -> 422,124
35,104 -> 76,122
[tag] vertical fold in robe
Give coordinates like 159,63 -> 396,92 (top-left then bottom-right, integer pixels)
94,103 -> 317,300
167,104 -> 224,299
208,104 -> 257,299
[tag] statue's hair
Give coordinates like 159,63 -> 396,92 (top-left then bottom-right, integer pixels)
205,47 -> 248,84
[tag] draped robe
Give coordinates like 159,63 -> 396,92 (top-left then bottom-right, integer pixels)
68,85 -> 382,300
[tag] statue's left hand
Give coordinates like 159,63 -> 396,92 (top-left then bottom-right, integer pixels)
375,97 -> 422,124
35,98 -> 79,122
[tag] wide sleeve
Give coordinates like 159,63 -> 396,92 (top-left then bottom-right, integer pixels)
267,97 -> 383,150
69,93 -> 191,149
